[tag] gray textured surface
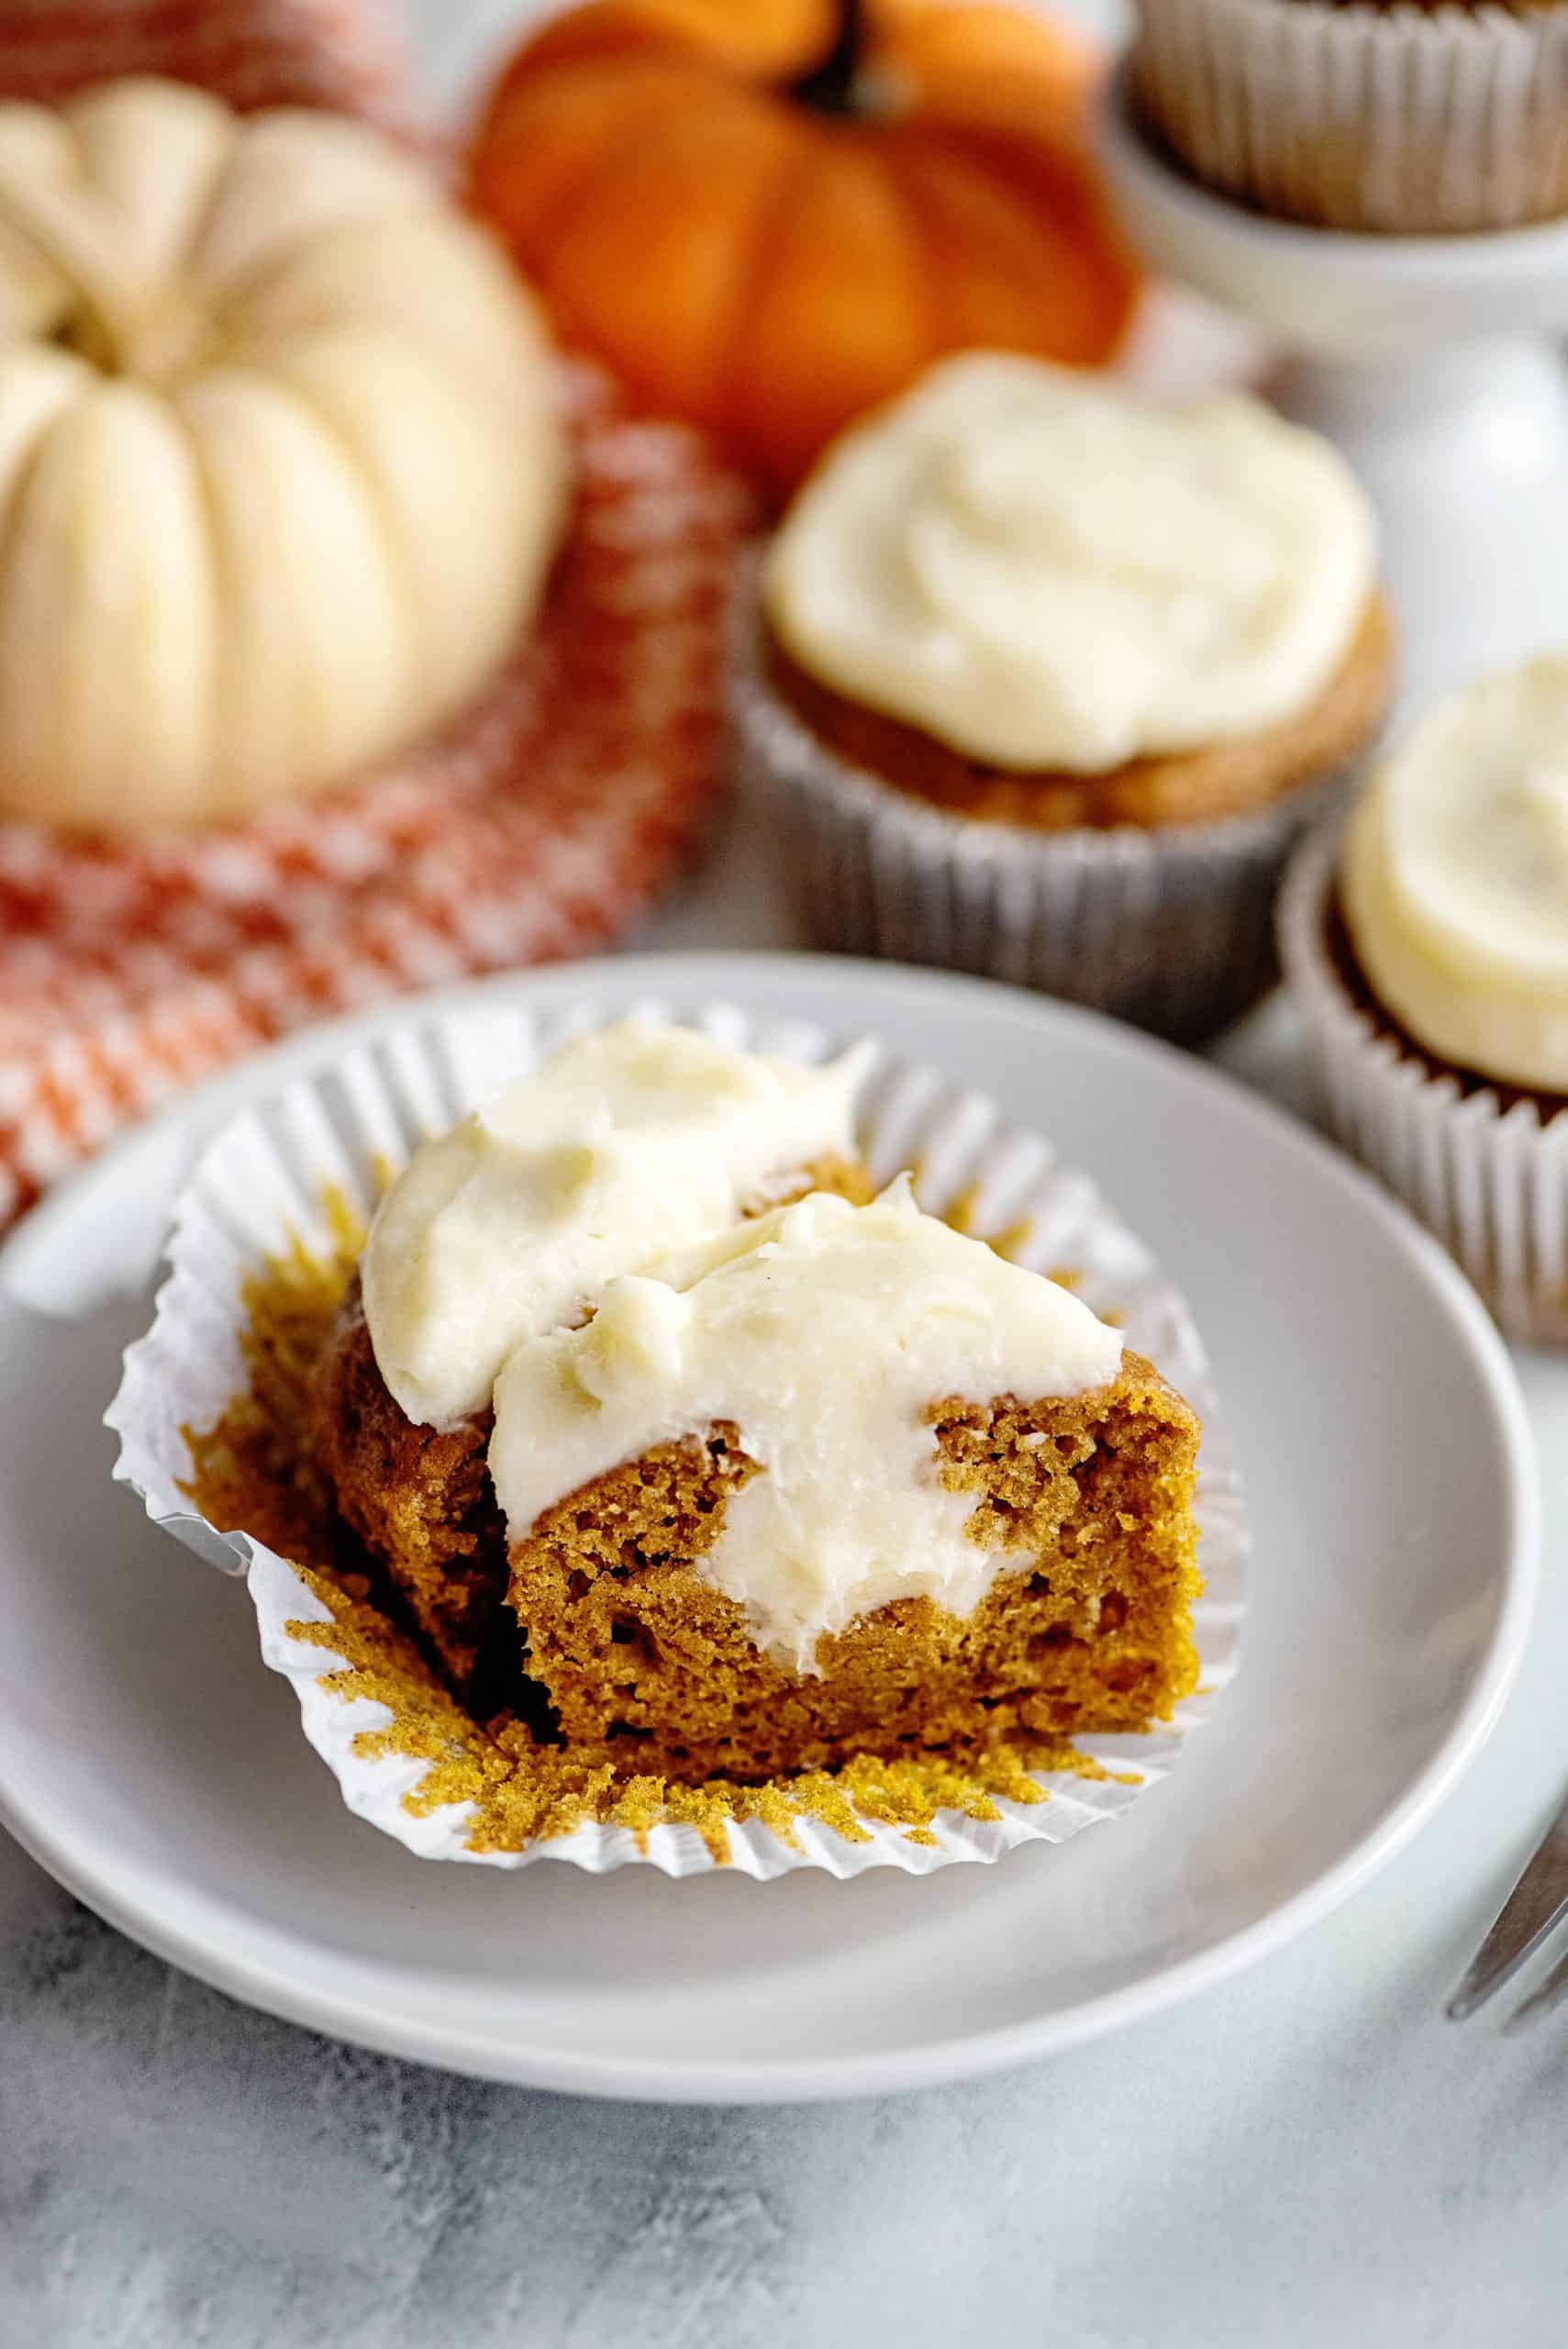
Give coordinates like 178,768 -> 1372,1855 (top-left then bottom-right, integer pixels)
6,1713 -> 1568,2349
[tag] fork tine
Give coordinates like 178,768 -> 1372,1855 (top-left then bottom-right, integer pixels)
1504,1942 -> 1568,2036
1446,1783 -> 1568,2022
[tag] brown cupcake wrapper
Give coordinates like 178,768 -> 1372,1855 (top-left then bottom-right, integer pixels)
1279,822 -> 1568,1345
735,631 -> 1360,1045
1131,0 -> 1568,233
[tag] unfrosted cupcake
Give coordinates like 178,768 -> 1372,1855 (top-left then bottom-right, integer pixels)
737,353 -> 1391,1041
1131,0 -> 1568,233
1281,653 -> 1568,1343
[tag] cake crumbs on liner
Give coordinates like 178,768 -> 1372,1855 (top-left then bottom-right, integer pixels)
181,1213 -> 1114,1865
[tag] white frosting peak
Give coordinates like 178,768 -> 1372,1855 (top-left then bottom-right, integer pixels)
1341,654 -> 1568,1090
765,353 -> 1377,774
490,1184 -> 1125,1675
361,1020 -> 869,1430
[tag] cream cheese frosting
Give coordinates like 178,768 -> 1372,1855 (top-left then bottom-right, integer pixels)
1341,655 -> 1568,1092
489,1183 -> 1125,1675
764,352 -> 1378,775
361,1020 -> 870,1431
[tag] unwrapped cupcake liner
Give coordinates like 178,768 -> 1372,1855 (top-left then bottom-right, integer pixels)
106,996 -> 1247,1878
1131,0 -> 1568,233
735,635 -> 1356,1046
1281,825 -> 1568,1344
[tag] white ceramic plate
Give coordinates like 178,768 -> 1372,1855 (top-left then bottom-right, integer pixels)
0,956 -> 1537,2102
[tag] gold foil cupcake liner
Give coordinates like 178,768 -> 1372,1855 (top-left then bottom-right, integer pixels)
1131,0 -> 1568,234
734,641 -> 1355,1045
1280,824 -> 1568,1344
107,996 -> 1248,1878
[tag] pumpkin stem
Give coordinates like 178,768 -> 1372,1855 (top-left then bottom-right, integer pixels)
789,0 -> 867,117
0,164 -> 150,373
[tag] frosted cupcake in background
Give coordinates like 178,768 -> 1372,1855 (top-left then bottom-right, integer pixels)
1281,654 -> 1568,1345
1131,0 -> 1568,234
736,353 -> 1391,1041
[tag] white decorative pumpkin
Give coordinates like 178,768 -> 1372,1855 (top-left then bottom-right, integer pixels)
0,77 -> 569,831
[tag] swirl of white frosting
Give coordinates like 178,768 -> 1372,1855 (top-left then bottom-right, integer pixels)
1341,655 -> 1568,1093
765,353 -> 1377,774
361,1020 -> 869,1431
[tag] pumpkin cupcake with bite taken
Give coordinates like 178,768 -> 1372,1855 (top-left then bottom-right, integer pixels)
1281,652 -> 1568,1344
310,1015 -> 1203,1777
737,352 -> 1392,1041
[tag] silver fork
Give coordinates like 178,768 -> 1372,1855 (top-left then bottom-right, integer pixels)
1448,1782 -> 1568,2032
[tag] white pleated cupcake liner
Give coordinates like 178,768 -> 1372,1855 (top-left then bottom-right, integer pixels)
1132,0 -> 1568,233
107,996 -> 1247,1878
734,644 -> 1356,1045
1280,825 -> 1568,1344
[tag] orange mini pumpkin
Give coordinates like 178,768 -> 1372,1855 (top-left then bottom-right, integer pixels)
468,0 -> 1141,502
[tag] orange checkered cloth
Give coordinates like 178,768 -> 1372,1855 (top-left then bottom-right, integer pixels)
0,3 -> 754,1229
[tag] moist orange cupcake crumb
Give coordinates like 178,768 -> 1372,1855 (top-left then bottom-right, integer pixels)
511,1371 -> 1200,1784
